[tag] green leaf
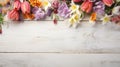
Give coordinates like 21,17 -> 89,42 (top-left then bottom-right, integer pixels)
105,3 -> 115,15
116,0 -> 120,3
55,15 -> 59,20
117,2 -> 120,6
0,13 -> 3,24
0,4 -> 2,7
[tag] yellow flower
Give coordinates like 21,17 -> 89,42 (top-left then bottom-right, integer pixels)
42,0 -> 51,11
69,13 -> 80,25
102,15 -> 110,24
73,14 -> 79,22
70,4 -> 79,13
69,17 -> 75,25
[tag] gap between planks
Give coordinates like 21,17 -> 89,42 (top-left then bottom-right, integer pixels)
0,51 -> 120,54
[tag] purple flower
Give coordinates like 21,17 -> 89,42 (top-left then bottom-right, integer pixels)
46,7 -> 53,16
93,1 -> 105,18
58,2 -> 71,18
32,6 -> 39,14
32,7 -> 46,20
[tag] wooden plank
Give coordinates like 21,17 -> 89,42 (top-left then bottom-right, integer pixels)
0,54 -> 120,67
0,21 -> 120,53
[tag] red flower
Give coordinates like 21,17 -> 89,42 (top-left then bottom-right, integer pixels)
53,19 -> 57,24
8,9 -> 19,21
0,29 -> 2,34
0,26 -> 2,34
54,9 -> 58,14
111,15 -> 120,23
102,0 -> 114,7
81,1 -> 93,13
73,0 -> 81,3
52,0 -> 59,9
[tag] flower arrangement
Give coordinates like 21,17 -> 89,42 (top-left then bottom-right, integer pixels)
0,0 -> 120,34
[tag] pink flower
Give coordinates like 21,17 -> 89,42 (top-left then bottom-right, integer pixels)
13,0 -> 21,11
52,0 -> 59,9
8,9 -> 19,21
81,1 -> 93,13
0,25 -> 2,34
73,0 -> 81,3
0,29 -> 2,34
21,1 -> 31,14
111,15 -> 120,23
102,0 -> 114,7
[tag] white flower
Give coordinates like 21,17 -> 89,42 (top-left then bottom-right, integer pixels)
101,15 -> 110,24
112,6 -> 120,15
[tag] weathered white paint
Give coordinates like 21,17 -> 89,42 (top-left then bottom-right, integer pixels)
0,54 -> 120,67
1,0 -> 120,66
0,21 -> 120,67
0,21 -> 120,53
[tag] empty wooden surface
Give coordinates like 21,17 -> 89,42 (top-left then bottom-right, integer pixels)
0,54 -> 120,67
0,21 -> 120,67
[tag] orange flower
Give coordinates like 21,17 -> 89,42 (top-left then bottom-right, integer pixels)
29,0 -> 43,7
23,13 -> 35,20
89,12 -> 96,23
90,12 -> 96,21
0,0 -> 10,6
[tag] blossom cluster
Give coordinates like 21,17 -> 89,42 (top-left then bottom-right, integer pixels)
0,0 -> 120,34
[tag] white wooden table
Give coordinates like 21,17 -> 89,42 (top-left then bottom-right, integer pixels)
0,20 -> 120,67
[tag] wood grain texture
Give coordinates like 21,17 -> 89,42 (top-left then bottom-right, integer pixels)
0,18 -> 120,67
1,0 -> 120,67
0,21 -> 120,53
0,54 -> 120,67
